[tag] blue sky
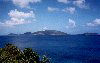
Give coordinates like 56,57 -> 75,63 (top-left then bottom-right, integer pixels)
0,0 -> 100,35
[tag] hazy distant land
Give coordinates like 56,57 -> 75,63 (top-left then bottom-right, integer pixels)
6,30 -> 99,36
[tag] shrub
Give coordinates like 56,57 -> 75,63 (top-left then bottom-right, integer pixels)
0,44 -> 50,63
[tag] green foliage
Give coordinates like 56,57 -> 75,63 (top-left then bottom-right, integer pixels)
0,44 -> 51,63
41,55 -> 50,63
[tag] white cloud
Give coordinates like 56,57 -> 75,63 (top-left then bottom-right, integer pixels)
12,0 -> 41,8
57,0 -> 69,4
86,18 -> 100,27
62,7 -> 75,14
66,19 -> 76,28
48,7 -> 59,12
73,0 -> 87,8
0,9 -> 36,27
8,9 -> 35,19
42,27 -> 48,31
57,0 -> 88,9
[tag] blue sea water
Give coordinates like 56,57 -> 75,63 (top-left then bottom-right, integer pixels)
0,35 -> 100,63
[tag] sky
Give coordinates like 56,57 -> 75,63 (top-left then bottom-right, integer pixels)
0,0 -> 100,35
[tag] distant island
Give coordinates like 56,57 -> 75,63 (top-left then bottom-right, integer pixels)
33,30 -> 67,35
7,30 -> 99,36
8,30 -> 67,36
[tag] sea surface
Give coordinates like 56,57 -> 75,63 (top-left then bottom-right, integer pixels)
0,35 -> 100,63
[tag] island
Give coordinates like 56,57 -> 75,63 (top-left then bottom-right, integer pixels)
32,30 -> 67,35
7,30 -> 99,36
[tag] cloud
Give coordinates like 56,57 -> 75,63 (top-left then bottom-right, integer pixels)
48,7 -> 75,14
42,27 -> 48,31
62,7 -> 75,14
73,0 -> 87,9
57,0 -> 88,9
0,9 -> 36,27
48,7 -> 59,12
66,19 -> 76,28
86,18 -> 100,27
12,0 -> 41,8
8,9 -> 35,19
57,0 -> 69,4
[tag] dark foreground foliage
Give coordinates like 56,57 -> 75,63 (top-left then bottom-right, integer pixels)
0,44 -> 50,63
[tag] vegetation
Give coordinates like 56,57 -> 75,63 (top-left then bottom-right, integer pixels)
0,44 -> 50,63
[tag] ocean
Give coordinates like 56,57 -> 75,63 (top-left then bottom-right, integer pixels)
0,35 -> 100,63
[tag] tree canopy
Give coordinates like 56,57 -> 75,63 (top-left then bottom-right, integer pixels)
0,44 -> 50,63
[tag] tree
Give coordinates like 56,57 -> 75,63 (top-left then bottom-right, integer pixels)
0,44 -> 51,63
